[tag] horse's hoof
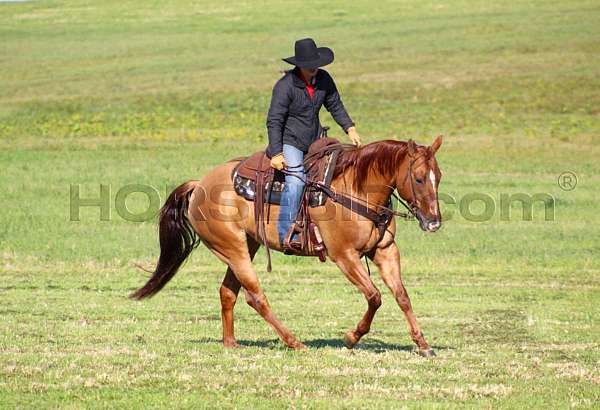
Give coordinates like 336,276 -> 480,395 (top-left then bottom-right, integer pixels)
288,340 -> 307,350
418,348 -> 436,358
343,331 -> 358,349
223,340 -> 241,349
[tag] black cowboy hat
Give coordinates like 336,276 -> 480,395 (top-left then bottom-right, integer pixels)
282,38 -> 334,69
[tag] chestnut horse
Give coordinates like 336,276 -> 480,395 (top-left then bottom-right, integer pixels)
131,136 -> 443,356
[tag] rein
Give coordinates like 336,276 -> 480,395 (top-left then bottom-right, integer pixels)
274,141 -> 423,225
282,150 -> 425,224
281,167 -> 416,243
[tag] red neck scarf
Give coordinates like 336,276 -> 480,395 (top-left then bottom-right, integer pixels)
299,70 -> 315,99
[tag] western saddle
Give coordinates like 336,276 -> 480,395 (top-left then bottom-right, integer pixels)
231,136 -> 342,266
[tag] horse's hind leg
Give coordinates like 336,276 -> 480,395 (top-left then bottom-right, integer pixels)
219,238 -> 259,348
238,264 -> 306,349
333,252 -> 382,349
212,237 -> 304,349
370,242 -> 435,357
220,267 -> 241,347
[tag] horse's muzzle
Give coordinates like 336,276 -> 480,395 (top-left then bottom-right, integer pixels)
426,220 -> 441,232
416,212 -> 441,232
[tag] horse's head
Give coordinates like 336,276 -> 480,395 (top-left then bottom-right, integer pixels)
396,136 -> 443,232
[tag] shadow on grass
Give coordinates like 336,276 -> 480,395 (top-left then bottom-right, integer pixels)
190,337 -> 450,353
305,338 -> 451,353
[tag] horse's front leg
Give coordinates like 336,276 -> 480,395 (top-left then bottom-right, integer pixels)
333,252 -> 382,349
369,242 -> 435,357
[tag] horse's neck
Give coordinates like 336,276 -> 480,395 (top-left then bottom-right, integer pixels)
329,140 -> 412,206
332,167 -> 395,207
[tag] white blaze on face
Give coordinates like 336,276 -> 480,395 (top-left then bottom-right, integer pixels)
429,170 -> 438,217
429,170 -> 436,188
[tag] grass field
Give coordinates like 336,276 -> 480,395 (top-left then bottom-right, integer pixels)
1,0 -> 599,408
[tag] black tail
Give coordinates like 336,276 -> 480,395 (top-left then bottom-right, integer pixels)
130,180 -> 200,300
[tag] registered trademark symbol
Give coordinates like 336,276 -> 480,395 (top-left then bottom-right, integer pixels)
558,171 -> 577,191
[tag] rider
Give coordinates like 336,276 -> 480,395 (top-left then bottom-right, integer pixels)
266,38 -> 361,249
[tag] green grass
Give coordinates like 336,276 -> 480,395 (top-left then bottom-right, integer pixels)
1,0 -> 599,408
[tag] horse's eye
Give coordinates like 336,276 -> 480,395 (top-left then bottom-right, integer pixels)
415,178 -> 424,184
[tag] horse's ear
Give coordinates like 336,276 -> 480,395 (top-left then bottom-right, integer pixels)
407,139 -> 416,156
431,135 -> 443,154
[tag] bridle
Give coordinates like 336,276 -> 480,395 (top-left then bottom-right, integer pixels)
381,152 -> 432,221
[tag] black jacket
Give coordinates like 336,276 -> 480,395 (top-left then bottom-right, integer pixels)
266,67 -> 354,157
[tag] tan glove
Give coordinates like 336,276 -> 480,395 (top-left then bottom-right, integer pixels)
270,153 -> 286,170
347,126 -> 361,146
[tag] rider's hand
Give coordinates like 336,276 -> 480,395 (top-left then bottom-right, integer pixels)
270,153 -> 286,170
347,126 -> 361,146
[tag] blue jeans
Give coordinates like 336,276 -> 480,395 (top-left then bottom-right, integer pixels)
277,144 -> 306,245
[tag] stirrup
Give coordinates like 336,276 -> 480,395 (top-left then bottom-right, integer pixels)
282,224 -> 303,255
283,240 -> 303,255
283,244 -> 303,255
